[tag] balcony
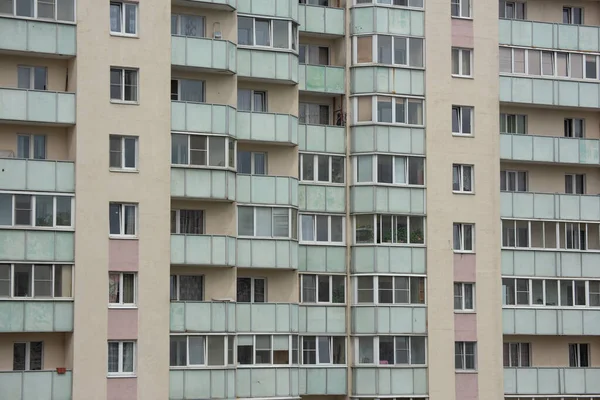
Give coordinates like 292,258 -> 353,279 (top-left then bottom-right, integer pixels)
170,369 -> 235,400
236,238 -> 298,269
0,88 -> 75,125
0,301 -> 73,332
503,308 -> 600,335
352,367 -> 427,397
499,76 -> 600,108
299,367 -> 347,395
299,305 -> 346,334
502,249 -> 600,278
170,234 -> 236,266
0,159 -> 74,192
299,65 -> 345,95
351,6 -> 424,36
351,246 -> 426,274
0,230 -> 74,263
501,192 -> 600,221
0,370 -> 72,400
236,175 -> 298,207
500,133 -> 600,165
299,245 -> 346,273
171,102 -> 236,136
0,16 -> 76,57
504,367 -> 600,395
351,126 -> 425,155
499,19 -> 600,52
171,36 -> 236,74
351,306 -> 426,334
299,184 -> 345,213
170,167 -> 236,201
298,4 -> 344,36
351,186 -> 425,214
170,301 -> 236,333
236,303 -> 298,333
237,48 -> 299,84
351,67 -> 424,96
236,111 -> 298,145
237,0 -> 298,21
237,367 -> 300,399
298,124 -> 345,153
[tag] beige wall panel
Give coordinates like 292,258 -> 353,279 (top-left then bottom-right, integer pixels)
0,125 -> 69,160
506,335 -> 600,366
171,265 -> 236,300
237,143 -> 298,177
237,82 -> 298,115
172,70 -> 237,106
0,57 -> 69,92
171,199 -> 236,235
237,267 -> 298,302
171,6 -> 237,41
0,333 -> 68,370
525,0 -> 600,25
501,162 -> 600,194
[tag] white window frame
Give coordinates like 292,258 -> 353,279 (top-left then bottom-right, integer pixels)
109,135 -> 138,171
0,193 -> 74,229
354,336 -> 427,366
300,274 -> 346,304
453,223 -> 474,252
563,6 -> 584,25
353,95 -> 425,126
564,118 -> 585,138
298,103 -> 331,125
353,154 -> 425,186
452,164 -> 474,193
452,106 -> 474,136
237,276 -> 267,303
237,151 -> 267,175
169,335 -> 231,367
170,133 -> 235,169
503,342 -> 530,367
451,48 -> 472,77
171,78 -> 206,103
565,173 -> 585,194
110,67 -> 138,103
300,336 -> 346,365
499,0 -> 526,20
108,272 -> 137,307
108,203 -> 137,238
299,153 -> 345,184
236,335 -> 298,366
502,277 -> 600,308
354,214 -> 426,245
299,214 -> 345,245
13,341 -> 44,371
354,275 -> 426,305
170,209 -> 205,235
455,341 -> 477,370
17,65 -> 47,90
237,89 -> 268,112
299,44 -> 330,66
237,16 -> 297,51
0,264 -> 73,299
500,113 -> 527,134
454,282 -> 475,311
109,2 -> 138,36
16,134 -> 46,160
352,35 -> 424,67
107,341 -> 136,377
451,0 -> 471,18
500,170 -> 528,192
237,206 -> 297,239
569,343 -> 590,367
170,274 -> 204,301
171,14 -> 206,38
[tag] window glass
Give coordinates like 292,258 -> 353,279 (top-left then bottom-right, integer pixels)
238,17 -> 253,45
273,20 -> 289,49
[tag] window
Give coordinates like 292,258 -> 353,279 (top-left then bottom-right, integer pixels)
13,342 -> 43,371
300,153 -> 344,183
503,343 -> 530,367
452,164 -> 473,193
451,106 -> 473,135
170,335 -> 234,367
237,89 -> 267,112
171,134 -> 234,168
355,276 -> 425,304
108,272 -> 136,306
499,47 -> 599,80
17,134 -> 46,159
108,341 -> 135,376
451,0 -> 470,18
356,336 -> 426,365
300,274 -> 345,303
453,223 -> 474,252
454,283 -> 475,311
502,278 -> 600,307
564,118 -> 585,138
300,214 -> 344,244
563,6 -> 583,25
237,151 -> 267,175
171,14 -> 205,37
499,1 -> 526,19
500,113 -> 527,134
299,45 -> 329,65
355,96 -> 424,126
110,2 -> 137,35
501,219 -> 600,251
569,343 -> 589,367
238,206 -> 298,239
109,135 -> 137,170
17,66 -> 46,90
354,35 -> 423,67
354,214 -> 425,244
0,194 -> 72,228
455,342 -> 476,370
299,103 -> 330,125
170,210 -> 204,234
237,335 -> 299,365
300,0 -> 329,5
451,48 -> 472,77
0,264 -> 72,298
301,336 -> 345,365
565,174 -> 585,194
355,0 -> 424,8
109,203 -> 137,237
110,68 -> 138,102
171,79 -> 205,103
237,277 -> 266,303
170,275 -> 204,301
355,155 -> 425,185
237,17 -> 297,50
500,171 -> 528,192
0,0 -> 75,21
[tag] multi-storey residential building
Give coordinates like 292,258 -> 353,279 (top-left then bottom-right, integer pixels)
3,0 -> 597,399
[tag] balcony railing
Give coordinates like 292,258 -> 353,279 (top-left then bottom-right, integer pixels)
350,186 -> 426,214
504,367 -> 600,395
351,5 -> 424,36
351,305 -> 426,334
236,111 -> 298,145
171,36 -> 236,73
501,191 -> 600,221
0,88 -> 75,125
0,300 -> 73,332
499,76 -> 600,108
170,234 -> 236,266
0,158 -> 74,192
170,167 -> 236,201
0,370 -> 72,400
236,174 -> 298,207
171,101 -> 236,136
298,124 -> 345,153
503,308 -> 600,336
0,16 -> 76,56
237,48 -> 299,84
500,133 -> 600,164
351,66 -> 424,97
0,230 -> 74,263
299,65 -> 345,94
298,4 -> 345,35
237,0 -> 298,21
352,367 -> 428,397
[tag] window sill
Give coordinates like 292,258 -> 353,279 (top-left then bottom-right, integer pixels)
169,366 -> 235,371
353,183 -> 426,189
299,364 -> 347,368
452,190 -> 475,195
454,310 -> 476,314
451,16 -> 473,21
108,235 -> 138,240
356,364 -> 428,368
108,305 -> 138,310
352,303 -> 427,308
237,236 -> 298,241
350,63 -> 425,72
299,181 -> 346,187
453,250 -> 475,255
110,100 -> 139,106
107,374 -> 136,379
452,74 -> 474,80
352,243 -> 426,247
455,369 -> 478,374
0,14 -> 76,25
352,3 -> 424,11
109,168 -> 139,174
237,45 -> 298,55
300,303 -> 346,307
1,298 -> 74,301
352,121 -> 425,129
110,32 -> 139,39
170,164 -> 236,172
451,133 -> 474,138
299,242 -> 346,247
237,365 -> 299,369
0,226 -> 74,232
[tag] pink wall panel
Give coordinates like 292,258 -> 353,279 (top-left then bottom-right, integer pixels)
109,240 -> 139,271
451,19 -> 474,48
454,253 -> 476,282
454,313 -> 477,342
108,309 -> 138,340
107,377 -> 137,400
455,372 -> 479,400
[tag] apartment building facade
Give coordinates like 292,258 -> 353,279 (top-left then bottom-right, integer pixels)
0,0 -> 592,399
